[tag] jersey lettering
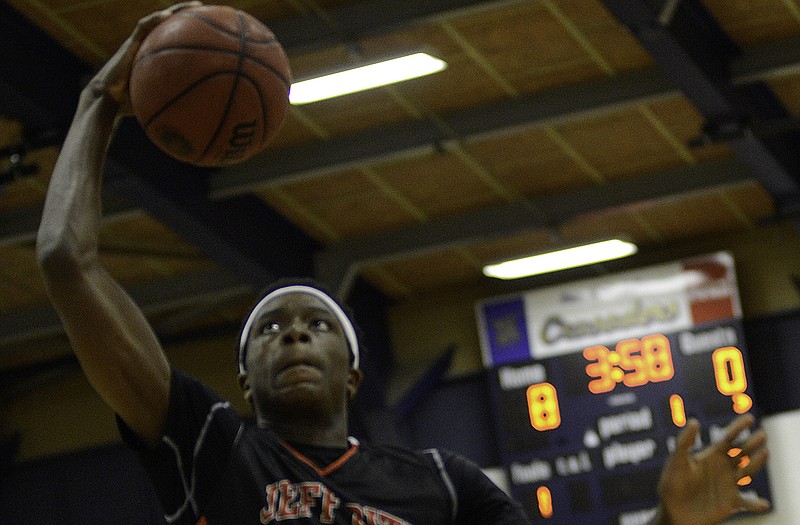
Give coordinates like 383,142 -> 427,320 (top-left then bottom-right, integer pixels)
346,503 -> 411,525
260,483 -> 280,523
260,480 -> 343,523
297,482 -> 323,518
320,486 -> 340,524
259,480 -> 409,524
278,480 -> 300,518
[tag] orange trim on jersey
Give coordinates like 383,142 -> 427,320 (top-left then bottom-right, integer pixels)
196,517 -> 208,525
280,440 -> 359,476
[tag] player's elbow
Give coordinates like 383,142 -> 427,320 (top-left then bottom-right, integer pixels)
35,227 -> 90,280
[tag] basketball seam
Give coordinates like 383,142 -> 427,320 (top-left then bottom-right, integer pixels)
134,47 -> 291,88
198,9 -> 251,163
241,10 -> 270,148
182,9 -> 276,44
141,71 -> 237,126
247,72 -> 270,147
141,71 -> 272,164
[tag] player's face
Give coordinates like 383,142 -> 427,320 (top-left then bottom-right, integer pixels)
241,292 -> 360,421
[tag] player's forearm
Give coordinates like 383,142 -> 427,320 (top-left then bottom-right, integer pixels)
36,85 -> 118,271
35,84 -> 172,446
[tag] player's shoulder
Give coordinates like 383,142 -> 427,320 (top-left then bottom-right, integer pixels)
357,441 -> 436,467
169,367 -> 242,425
357,441 -> 474,474
172,367 -> 230,403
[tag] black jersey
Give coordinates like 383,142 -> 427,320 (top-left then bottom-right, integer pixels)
119,369 -> 529,525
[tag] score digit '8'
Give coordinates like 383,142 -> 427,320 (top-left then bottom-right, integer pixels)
526,382 -> 561,431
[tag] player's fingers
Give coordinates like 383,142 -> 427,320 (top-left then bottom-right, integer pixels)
740,427 -> 767,456
131,2 -> 201,43
102,2 -> 203,108
674,418 -> 700,460
729,427 -> 766,463
168,1 -> 204,12
740,447 -> 769,479
715,414 -> 755,453
162,1 -> 204,19
131,11 -> 171,41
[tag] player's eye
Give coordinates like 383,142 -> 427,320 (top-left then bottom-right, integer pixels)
259,321 -> 281,335
311,319 -> 331,331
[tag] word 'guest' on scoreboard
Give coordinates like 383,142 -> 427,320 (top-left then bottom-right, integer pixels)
476,252 -> 771,525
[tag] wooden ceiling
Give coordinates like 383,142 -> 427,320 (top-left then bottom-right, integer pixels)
2,0 -> 800,379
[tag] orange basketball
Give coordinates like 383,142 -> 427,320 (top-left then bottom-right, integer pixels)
129,5 -> 291,167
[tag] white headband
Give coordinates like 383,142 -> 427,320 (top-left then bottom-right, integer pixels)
238,285 -> 360,373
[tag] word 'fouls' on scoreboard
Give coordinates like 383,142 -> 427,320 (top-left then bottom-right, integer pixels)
476,252 -> 771,525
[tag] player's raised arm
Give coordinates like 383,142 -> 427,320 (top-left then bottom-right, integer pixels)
35,3 -> 201,447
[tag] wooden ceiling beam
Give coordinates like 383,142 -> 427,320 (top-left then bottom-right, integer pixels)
0,267 -> 249,348
104,119 -> 319,290
314,157 -> 754,295
207,67 -> 676,198
0,2 -> 90,130
271,0 -> 531,55
602,0 -> 800,205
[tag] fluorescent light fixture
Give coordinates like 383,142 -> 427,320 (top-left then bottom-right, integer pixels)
483,239 -> 638,280
289,52 -> 447,105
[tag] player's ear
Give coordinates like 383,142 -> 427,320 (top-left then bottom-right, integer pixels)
347,368 -> 363,401
238,372 -> 253,406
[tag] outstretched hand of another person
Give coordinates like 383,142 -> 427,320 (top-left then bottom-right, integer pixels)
653,414 -> 770,525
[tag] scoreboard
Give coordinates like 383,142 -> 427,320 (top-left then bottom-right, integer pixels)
476,252 -> 771,524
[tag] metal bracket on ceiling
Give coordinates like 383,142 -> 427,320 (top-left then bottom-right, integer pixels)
0,127 -> 62,185
0,145 -> 38,186
688,117 -> 751,147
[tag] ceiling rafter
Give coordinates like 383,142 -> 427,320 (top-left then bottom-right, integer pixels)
208,67 -> 679,197
269,0 -> 532,56
601,0 -> 800,205
0,267 -> 248,348
314,156 -> 755,294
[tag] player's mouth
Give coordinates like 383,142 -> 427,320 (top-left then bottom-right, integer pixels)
275,360 -> 323,386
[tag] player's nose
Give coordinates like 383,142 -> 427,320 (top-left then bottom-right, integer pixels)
281,324 -> 311,345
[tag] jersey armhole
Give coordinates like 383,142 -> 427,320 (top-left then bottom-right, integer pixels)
423,448 -> 458,520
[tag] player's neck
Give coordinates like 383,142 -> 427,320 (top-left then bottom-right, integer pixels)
263,413 -> 350,448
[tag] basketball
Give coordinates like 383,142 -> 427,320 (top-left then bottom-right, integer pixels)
129,5 -> 291,167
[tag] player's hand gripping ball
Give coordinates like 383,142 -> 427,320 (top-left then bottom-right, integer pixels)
129,4 -> 291,167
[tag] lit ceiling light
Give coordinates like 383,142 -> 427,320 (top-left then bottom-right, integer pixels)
482,239 -> 638,280
289,52 -> 447,105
